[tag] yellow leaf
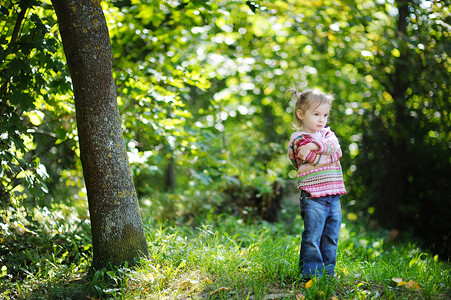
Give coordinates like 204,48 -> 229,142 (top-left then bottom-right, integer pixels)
203,277 -> 213,284
330,297 -> 339,300
405,280 -> 422,291
305,279 -> 313,289
392,277 -> 403,283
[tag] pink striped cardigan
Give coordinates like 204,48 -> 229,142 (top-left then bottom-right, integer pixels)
288,127 -> 347,197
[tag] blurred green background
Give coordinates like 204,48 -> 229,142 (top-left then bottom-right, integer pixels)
1,0 -> 450,259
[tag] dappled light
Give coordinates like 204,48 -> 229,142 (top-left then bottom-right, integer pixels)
1,0 -> 450,299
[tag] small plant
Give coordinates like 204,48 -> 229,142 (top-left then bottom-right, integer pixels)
0,206 -> 93,299
89,264 -> 130,299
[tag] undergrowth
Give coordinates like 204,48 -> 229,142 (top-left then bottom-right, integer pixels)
1,199 -> 450,299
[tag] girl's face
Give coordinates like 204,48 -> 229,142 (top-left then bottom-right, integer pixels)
296,103 -> 330,133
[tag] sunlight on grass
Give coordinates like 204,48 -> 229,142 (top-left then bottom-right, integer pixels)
117,214 -> 450,299
1,204 -> 450,299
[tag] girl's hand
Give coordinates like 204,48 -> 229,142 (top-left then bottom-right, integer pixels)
297,143 -> 319,160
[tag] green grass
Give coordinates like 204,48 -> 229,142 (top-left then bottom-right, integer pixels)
1,201 -> 450,299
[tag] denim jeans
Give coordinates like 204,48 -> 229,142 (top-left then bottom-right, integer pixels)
299,190 -> 342,278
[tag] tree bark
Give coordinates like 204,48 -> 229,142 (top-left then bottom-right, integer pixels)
389,0 -> 410,229
51,0 -> 148,270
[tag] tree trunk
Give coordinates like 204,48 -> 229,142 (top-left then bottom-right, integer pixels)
389,0 -> 410,229
164,155 -> 176,193
51,0 -> 148,270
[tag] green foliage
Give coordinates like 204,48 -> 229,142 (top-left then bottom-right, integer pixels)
0,1 -> 76,211
1,0 -> 450,264
345,0 -> 451,258
0,205 -> 92,299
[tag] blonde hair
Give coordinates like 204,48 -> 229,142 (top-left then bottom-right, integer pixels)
288,88 -> 334,130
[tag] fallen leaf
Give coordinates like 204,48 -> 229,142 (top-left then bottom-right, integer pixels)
392,277 -> 403,283
296,293 -> 305,300
392,277 -> 409,286
305,279 -> 313,289
203,277 -> 213,284
405,280 -> 422,291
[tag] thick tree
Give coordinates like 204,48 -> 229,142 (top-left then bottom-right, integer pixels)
51,0 -> 148,269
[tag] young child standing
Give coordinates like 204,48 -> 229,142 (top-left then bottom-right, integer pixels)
287,88 -> 346,278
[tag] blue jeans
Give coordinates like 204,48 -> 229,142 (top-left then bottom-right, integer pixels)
299,190 -> 342,278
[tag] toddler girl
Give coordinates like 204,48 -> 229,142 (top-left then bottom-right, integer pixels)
287,88 -> 346,278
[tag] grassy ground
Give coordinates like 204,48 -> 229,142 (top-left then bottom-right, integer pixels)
1,198 -> 450,299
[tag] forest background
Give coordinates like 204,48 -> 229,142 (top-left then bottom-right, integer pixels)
0,0 -> 450,297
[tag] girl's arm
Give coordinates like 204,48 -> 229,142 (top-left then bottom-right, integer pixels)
288,134 -> 312,168
311,130 -> 341,156
305,147 -> 342,166
297,142 -> 319,161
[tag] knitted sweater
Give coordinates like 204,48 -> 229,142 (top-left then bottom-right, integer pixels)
288,127 -> 347,197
